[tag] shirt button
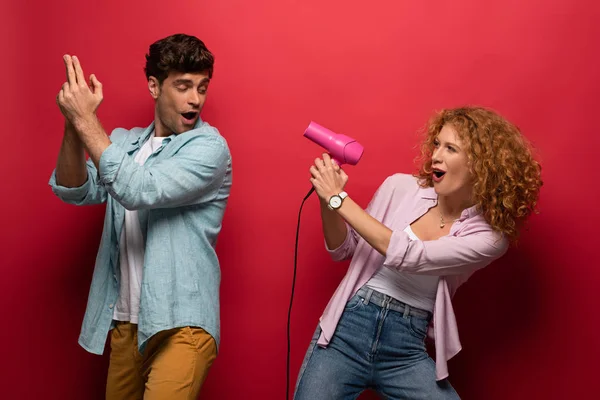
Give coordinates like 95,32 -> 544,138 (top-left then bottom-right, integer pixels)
109,304 -> 114,309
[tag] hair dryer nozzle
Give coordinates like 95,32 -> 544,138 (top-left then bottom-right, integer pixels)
303,121 -> 364,165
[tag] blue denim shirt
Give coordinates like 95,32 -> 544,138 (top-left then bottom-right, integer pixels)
48,118 -> 232,355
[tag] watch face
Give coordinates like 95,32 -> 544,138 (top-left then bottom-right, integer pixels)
329,196 -> 342,209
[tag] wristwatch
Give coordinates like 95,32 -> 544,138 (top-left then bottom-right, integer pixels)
327,191 -> 348,210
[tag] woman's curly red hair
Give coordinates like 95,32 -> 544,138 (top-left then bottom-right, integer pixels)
415,106 -> 543,243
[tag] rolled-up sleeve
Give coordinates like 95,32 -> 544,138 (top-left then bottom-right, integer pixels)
383,224 -> 509,275
48,159 -> 107,206
325,176 -> 396,262
98,134 -> 229,210
325,224 -> 359,261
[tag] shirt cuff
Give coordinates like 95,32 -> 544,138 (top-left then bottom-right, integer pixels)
325,223 -> 355,261
48,169 -> 91,202
382,229 -> 411,268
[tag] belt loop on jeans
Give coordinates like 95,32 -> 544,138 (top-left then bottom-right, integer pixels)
403,303 -> 410,319
363,288 -> 373,305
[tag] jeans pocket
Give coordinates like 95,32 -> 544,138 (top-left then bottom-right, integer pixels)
343,294 -> 364,312
408,316 -> 430,339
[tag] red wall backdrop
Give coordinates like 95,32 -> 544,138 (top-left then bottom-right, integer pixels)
1,0 -> 598,398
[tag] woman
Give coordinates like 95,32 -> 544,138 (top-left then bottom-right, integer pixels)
295,106 -> 542,399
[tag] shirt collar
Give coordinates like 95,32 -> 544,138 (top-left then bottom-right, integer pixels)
126,117 -> 204,153
126,122 -> 154,153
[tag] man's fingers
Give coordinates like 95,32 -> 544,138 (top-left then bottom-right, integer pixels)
90,74 -> 103,97
64,55 -> 77,86
72,56 -> 86,87
57,89 -> 65,105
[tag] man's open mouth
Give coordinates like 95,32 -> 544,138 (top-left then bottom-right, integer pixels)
181,112 -> 198,121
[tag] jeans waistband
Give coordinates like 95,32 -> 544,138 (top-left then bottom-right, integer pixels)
355,286 -> 432,320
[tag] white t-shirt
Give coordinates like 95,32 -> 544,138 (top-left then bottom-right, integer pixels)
365,225 -> 439,312
113,133 -> 165,323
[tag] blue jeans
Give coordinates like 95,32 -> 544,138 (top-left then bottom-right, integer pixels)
294,287 -> 460,400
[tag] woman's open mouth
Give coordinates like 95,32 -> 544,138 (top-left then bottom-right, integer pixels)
432,169 -> 446,183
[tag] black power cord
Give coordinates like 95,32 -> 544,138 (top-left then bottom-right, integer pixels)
286,186 -> 315,400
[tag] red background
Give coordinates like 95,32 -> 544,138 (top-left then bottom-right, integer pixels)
1,0 -> 598,398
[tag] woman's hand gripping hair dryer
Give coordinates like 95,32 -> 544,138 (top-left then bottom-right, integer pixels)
303,121 -> 365,198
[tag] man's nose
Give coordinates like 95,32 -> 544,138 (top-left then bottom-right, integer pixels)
188,90 -> 200,106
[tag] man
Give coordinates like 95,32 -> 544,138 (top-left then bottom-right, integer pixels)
49,33 -> 232,399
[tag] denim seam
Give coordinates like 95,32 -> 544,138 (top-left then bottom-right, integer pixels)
294,327 -> 321,395
370,296 -> 391,361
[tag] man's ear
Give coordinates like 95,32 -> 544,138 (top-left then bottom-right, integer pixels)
148,77 -> 160,99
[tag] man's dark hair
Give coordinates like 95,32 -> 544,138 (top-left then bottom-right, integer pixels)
144,33 -> 214,84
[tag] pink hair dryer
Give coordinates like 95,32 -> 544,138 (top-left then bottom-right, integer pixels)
302,121 -> 364,198
303,121 -> 364,166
